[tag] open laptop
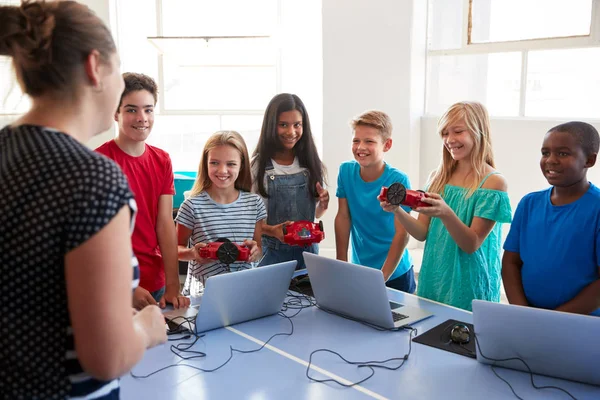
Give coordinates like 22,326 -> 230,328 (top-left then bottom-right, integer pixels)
163,260 -> 297,334
303,252 -> 432,329
472,300 -> 600,386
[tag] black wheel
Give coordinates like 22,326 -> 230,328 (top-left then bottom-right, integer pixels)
386,182 -> 406,205
217,241 -> 239,264
318,220 -> 324,232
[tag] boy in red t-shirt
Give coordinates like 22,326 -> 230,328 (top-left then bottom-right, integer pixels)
97,73 -> 189,310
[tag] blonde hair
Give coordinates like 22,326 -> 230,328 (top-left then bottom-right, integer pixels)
427,101 -> 495,197
350,110 -> 393,141
189,131 -> 252,196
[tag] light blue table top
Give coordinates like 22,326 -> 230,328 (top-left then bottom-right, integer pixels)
121,289 -> 600,399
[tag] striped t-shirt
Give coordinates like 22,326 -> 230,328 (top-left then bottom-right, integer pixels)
176,190 -> 267,296
0,125 -> 139,399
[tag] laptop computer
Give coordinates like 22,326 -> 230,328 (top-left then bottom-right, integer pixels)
472,300 -> 600,386
163,260 -> 297,334
303,252 -> 432,329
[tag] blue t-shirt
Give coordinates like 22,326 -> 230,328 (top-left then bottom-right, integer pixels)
336,160 -> 413,280
504,184 -> 600,316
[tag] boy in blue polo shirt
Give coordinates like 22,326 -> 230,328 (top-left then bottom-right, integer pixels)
334,110 -> 415,292
502,121 -> 600,316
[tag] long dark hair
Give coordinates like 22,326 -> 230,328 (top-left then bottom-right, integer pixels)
252,93 -> 325,198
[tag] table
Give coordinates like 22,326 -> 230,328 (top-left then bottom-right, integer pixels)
121,289 -> 600,399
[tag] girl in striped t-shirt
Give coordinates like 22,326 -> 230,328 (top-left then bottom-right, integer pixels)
176,131 -> 266,296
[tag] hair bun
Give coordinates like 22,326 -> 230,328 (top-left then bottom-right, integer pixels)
0,1 -> 56,69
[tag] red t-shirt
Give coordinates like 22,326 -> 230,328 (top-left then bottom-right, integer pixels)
96,140 -> 175,292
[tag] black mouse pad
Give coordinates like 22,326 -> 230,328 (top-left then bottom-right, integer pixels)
412,319 -> 476,359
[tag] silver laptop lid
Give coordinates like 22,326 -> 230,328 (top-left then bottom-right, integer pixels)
472,300 -> 600,386
304,252 -> 400,329
193,260 -> 297,333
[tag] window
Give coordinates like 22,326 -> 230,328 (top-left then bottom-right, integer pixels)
471,0 -> 593,43
0,0 -> 30,116
114,0 -> 322,171
426,0 -> 600,118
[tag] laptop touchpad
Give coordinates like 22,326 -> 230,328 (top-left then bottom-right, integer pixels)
389,301 -> 403,310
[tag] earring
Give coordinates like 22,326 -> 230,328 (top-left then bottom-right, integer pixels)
93,81 -> 104,93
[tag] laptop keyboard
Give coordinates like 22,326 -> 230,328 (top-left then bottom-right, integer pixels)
392,311 -> 409,322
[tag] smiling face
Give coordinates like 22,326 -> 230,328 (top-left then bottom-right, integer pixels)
540,130 -> 592,187
351,125 -> 391,169
115,89 -> 155,142
441,118 -> 475,161
207,144 -> 242,191
277,110 -> 303,151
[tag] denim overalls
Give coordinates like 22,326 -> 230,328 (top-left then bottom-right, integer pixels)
258,159 -> 318,270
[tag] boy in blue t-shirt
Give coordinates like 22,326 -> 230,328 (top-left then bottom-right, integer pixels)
334,110 -> 415,292
503,121 -> 600,316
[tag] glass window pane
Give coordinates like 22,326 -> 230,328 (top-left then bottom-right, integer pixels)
146,115 -> 220,171
0,57 -> 30,114
525,48 -> 600,118
471,0 -> 592,43
163,61 -> 276,111
116,0 -> 158,79
426,53 -> 521,116
427,0 -> 464,51
221,115 -> 264,155
161,0 -> 276,36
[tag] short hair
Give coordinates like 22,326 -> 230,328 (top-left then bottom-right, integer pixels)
350,110 -> 393,141
117,72 -> 158,111
548,121 -> 600,156
0,0 -> 116,97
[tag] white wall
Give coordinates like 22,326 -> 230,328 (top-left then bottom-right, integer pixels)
83,0 -> 117,149
320,0 -> 427,257
421,117 -> 600,212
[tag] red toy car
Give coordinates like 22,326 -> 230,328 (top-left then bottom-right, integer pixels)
282,220 -> 325,246
378,182 -> 431,209
199,238 -> 250,264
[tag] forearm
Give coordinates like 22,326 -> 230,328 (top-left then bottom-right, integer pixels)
177,245 -> 196,261
501,263 -> 529,306
556,279 -> 600,315
393,208 -> 428,241
157,222 -> 179,288
334,214 -> 350,261
381,233 -> 408,281
439,212 -> 481,254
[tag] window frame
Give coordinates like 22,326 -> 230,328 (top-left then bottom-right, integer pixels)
426,0 -> 600,117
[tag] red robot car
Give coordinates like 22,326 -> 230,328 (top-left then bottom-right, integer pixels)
378,182 -> 431,209
199,238 -> 250,264
282,220 -> 325,246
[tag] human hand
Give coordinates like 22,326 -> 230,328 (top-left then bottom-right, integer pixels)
133,286 -> 158,310
272,221 -> 293,243
159,283 -> 190,309
316,182 -> 329,210
414,193 -> 452,218
133,305 -> 167,349
191,242 -> 212,264
379,198 -> 399,213
243,239 -> 261,262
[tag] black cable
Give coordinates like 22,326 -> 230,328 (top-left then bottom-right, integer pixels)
130,310 -> 296,379
473,333 -> 578,400
306,326 -> 416,387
